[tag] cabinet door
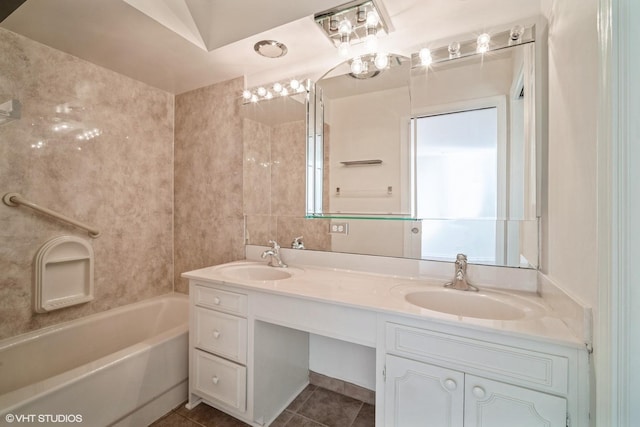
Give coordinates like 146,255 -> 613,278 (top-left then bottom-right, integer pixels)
464,375 -> 566,427
385,354 -> 464,427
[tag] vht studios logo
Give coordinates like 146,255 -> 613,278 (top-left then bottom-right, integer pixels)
5,413 -> 83,423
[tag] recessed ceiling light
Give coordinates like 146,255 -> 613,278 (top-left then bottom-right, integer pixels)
254,40 -> 288,58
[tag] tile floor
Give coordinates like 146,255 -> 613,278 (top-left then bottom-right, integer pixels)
150,385 -> 374,427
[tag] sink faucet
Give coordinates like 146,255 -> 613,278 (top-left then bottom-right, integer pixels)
444,254 -> 478,291
261,240 -> 288,268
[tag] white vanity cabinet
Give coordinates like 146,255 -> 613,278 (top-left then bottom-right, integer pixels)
188,283 -> 249,416
382,321 -> 578,427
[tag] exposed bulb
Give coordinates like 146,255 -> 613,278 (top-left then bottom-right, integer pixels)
280,87 -> 289,96
366,11 -> 380,27
419,48 -> 432,66
273,82 -> 283,93
290,79 -> 300,90
257,86 -> 267,97
265,91 -> 273,100
338,40 -> 351,58
448,41 -> 461,58
477,33 -> 491,53
365,33 -> 378,53
338,19 -> 352,35
350,57 -> 365,74
250,94 -> 258,103
374,53 -> 389,70
510,25 -> 525,42
242,90 -> 252,100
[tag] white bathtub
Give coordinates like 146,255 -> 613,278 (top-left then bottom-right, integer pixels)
0,293 -> 189,427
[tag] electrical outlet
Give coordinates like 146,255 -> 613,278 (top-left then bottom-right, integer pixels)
330,222 -> 349,235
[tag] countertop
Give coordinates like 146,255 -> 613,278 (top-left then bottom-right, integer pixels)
183,260 -> 585,349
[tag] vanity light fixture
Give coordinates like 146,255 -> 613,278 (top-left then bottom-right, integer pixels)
314,0 -> 393,58
241,79 -> 310,104
412,24 -> 535,69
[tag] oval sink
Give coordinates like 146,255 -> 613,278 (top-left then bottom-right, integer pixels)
404,288 -> 539,320
218,263 -> 296,281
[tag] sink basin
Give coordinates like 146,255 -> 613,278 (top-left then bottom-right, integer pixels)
404,288 -> 540,320
217,263 -> 298,282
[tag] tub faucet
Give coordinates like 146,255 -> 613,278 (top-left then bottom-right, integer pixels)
291,236 -> 305,250
444,253 -> 478,291
261,240 -> 288,268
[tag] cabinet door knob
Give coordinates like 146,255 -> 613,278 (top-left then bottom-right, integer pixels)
213,297 -> 221,305
212,376 -> 220,385
212,330 -> 221,339
472,386 -> 486,399
444,379 -> 457,390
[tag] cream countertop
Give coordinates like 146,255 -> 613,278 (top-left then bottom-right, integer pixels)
183,260 -> 585,349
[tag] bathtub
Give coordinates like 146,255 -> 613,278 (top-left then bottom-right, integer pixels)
0,293 -> 188,427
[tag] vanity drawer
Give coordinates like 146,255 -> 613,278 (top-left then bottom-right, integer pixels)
194,284 -> 247,316
194,349 -> 246,412
386,323 -> 569,395
195,307 -> 247,364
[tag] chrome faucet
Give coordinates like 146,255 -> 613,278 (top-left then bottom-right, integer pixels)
291,236 -> 305,250
444,254 -> 478,291
261,240 -> 288,268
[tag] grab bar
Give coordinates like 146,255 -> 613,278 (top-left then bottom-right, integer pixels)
2,192 -> 101,238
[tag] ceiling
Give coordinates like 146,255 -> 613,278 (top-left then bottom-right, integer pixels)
0,0 -> 543,94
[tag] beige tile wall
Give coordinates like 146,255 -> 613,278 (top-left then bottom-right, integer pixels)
243,117 -> 330,252
0,28 -> 174,340
173,78 -> 246,293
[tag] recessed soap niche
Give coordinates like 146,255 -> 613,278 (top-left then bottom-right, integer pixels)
34,235 -> 95,313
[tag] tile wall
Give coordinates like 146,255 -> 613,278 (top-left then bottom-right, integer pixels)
0,28 -> 174,339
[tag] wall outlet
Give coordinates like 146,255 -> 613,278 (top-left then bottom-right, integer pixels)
330,222 -> 349,235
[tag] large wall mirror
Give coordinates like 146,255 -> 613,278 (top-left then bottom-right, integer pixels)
244,24 -> 540,269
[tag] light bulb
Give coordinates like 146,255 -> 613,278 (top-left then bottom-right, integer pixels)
477,33 -> 490,53
448,41 -> 461,58
281,88 -> 289,96
365,33 -> 378,53
338,40 -> 351,58
350,57 -> 364,74
273,82 -> 283,93
257,87 -> 267,96
290,79 -> 300,90
250,94 -> 258,103
338,19 -> 352,35
265,91 -> 273,100
242,90 -> 252,100
297,85 -> 305,93
366,11 -> 380,27
374,53 -> 389,70
510,25 -> 525,42
419,48 -> 432,66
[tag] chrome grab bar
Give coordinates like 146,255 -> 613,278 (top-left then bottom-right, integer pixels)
3,192 -> 101,238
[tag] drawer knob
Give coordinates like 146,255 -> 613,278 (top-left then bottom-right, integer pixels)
212,376 -> 220,385
472,386 -> 486,399
444,379 -> 457,391
212,330 -> 221,339
213,297 -> 221,305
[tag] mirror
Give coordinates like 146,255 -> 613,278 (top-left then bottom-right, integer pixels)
244,25 -> 540,268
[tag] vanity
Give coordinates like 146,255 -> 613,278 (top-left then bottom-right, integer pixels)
183,248 -> 589,427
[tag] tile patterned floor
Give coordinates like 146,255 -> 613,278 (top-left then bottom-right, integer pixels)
150,385 -> 374,427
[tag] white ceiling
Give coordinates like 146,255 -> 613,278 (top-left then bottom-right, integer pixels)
0,0 -> 543,94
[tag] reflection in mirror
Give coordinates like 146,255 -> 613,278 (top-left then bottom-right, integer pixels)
245,24 -> 539,269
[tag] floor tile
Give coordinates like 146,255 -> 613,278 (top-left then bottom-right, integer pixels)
283,414 -> 326,427
287,384 -> 318,412
270,409 -> 295,427
351,403 -> 375,427
149,412 -> 200,427
297,388 -> 363,427
176,402 -> 251,427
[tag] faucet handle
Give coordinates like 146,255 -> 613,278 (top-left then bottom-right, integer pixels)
292,236 -> 305,249
268,240 -> 280,250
